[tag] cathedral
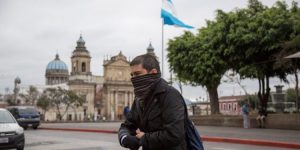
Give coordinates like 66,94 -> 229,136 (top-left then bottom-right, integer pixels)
44,35 -> 156,121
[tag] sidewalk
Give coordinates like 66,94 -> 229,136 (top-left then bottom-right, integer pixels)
39,122 -> 300,149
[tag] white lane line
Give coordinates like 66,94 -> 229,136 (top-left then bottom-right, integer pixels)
211,147 -> 238,150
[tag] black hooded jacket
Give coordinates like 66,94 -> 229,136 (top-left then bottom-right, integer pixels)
118,79 -> 187,150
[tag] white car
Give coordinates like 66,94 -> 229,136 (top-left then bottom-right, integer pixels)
0,108 -> 25,150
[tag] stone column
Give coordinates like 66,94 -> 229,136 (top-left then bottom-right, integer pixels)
115,90 -> 119,120
125,91 -> 128,107
107,89 -> 111,120
110,90 -> 115,121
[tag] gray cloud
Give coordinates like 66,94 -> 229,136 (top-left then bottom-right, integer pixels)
0,0 -> 296,100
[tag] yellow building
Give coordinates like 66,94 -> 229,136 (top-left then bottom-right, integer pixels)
44,35 -> 155,121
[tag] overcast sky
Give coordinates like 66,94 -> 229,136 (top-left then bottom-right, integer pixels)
0,0 -> 297,100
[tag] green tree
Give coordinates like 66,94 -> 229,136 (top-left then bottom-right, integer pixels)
36,93 -> 51,121
5,94 -> 16,106
279,35 -> 300,112
167,11 -> 230,114
42,87 -> 86,121
223,71 -> 249,96
61,90 -> 86,121
238,94 -> 259,110
43,87 -> 64,120
20,85 -> 39,105
286,88 -> 300,111
225,0 -> 298,113
286,88 -> 299,102
168,0 -> 299,115
281,1 -> 300,112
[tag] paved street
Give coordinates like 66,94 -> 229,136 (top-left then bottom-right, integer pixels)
21,129 -> 296,150
41,122 -> 300,143
24,129 -> 121,150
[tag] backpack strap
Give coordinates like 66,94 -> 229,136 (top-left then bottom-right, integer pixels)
177,94 -> 189,128
156,87 -> 188,125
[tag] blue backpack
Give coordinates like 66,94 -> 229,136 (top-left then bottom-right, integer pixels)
181,97 -> 205,150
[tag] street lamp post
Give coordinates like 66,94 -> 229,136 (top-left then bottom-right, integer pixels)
13,77 -> 21,105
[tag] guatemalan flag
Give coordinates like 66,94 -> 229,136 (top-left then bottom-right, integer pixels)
161,0 -> 193,29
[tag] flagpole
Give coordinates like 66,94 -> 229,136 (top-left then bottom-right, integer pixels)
162,19 -> 164,79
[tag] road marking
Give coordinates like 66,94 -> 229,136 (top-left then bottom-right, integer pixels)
212,147 -> 238,150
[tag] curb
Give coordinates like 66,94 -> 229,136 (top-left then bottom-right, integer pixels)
201,136 -> 300,149
39,127 -> 300,149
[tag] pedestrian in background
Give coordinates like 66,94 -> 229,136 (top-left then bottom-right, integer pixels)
118,54 -> 187,150
242,103 -> 250,128
256,109 -> 267,128
123,106 -> 130,119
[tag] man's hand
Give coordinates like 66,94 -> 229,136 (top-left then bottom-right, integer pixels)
136,129 -> 145,139
122,135 -> 140,150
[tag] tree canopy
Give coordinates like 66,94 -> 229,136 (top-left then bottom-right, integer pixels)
38,87 -> 86,120
167,0 -> 300,114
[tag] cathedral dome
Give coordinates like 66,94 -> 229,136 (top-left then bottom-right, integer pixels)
46,54 -> 68,71
45,54 -> 69,85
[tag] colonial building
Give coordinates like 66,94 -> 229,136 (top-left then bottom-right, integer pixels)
44,35 -> 156,121
102,51 -> 133,120
68,34 -> 99,121
219,95 -> 245,115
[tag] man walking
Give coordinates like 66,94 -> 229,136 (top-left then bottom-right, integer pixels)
118,54 -> 187,150
242,103 -> 250,128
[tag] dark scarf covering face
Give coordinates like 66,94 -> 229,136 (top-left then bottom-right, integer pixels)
131,73 -> 161,101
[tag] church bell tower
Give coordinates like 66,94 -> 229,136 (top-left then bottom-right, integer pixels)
70,34 -> 92,75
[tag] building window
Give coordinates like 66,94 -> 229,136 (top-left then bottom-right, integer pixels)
82,62 -> 86,72
84,109 -> 87,116
228,103 -> 231,111
223,104 -> 226,110
233,103 -> 237,111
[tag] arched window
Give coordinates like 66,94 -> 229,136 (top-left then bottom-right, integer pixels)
82,62 -> 86,72
73,66 -> 76,72
228,103 -> 231,111
233,103 -> 237,111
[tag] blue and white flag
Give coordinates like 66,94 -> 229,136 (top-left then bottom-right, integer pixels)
161,0 -> 193,29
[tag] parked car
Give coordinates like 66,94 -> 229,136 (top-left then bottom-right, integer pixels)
6,106 -> 40,130
284,107 -> 297,113
267,107 -> 276,113
0,108 -> 25,150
